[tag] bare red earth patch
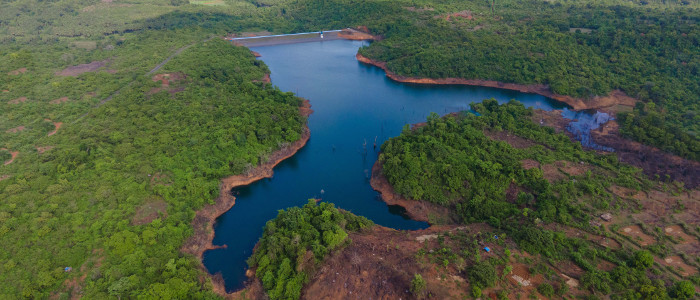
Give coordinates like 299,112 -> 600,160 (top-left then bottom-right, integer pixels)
5,126 -> 25,133
50,97 -> 69,104
36,146 -> 55,154
8,97 -> 27,104
484,129 -> 536,149
55,60 -> 110,76
619,225 -> 656,246
2,150 -> 19,165
132,198 -> 168,226
47,121 -> 62,137
442,10 -> 474,21
521,159 -> 540,170
657,256 -> 698,277
7,68 -> 27,75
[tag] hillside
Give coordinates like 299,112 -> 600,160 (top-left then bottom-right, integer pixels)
1,0 -> 698,298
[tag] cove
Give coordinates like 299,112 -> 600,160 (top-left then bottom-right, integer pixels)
203,40 -> 576,292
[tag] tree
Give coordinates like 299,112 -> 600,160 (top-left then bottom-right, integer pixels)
411,274 -> 427,298
537,283 -> 554,297
670,281 -> 695,299
633,250 -> 654,269
468,261 -> 497,289
472,286 -> 482,298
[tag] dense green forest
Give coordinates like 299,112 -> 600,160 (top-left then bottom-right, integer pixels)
378,100 -> 697,298
0,35 -> 305,297
381,100 -> 646,221
355,0 -> 700,160
1,0 -> 698,298
248,200 -> 372,300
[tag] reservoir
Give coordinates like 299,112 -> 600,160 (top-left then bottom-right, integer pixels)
202,39 -> 574,292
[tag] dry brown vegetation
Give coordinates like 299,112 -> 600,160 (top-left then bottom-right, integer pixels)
55,60 -> 112,76
5,126 -> 25,133
50,97 -> 70,104
8,97 -> 27,104
7,68 -> 27,75
131,198 -> 168,226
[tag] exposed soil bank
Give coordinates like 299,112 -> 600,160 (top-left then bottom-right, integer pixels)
181,100 -> 312,298
370,161 -> 456,224
591,119 -> 700,188
534,110 -> 700,188
233,28 -> 378,47
356,53 -> 637,111
337,28 -> 380,40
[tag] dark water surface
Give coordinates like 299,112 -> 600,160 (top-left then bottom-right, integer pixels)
202,40 -> 575,292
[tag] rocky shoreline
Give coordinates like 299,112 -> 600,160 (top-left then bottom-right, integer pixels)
356,53 -> 637,111
181,100 -> 313,297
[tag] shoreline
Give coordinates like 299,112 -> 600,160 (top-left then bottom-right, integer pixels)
356,53 -> 637,111
370,159 -> 455,224
181,100 -> 313,298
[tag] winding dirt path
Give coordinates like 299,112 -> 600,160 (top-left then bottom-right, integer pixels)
74,36 -> 217,123
48,122 -> 63,136
1,148 -> 18,165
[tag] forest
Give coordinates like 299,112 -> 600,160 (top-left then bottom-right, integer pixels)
0,35 -> 305,297
248,200 -> 372,300
378,100 -> 697,298
355,0 -> 700,160
1,0 -> 698,298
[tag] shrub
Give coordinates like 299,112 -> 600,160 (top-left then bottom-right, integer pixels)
468,261 -> 497,289
411,274 -> 426,297
537,283 -> 555,297
633,250 -> 654,269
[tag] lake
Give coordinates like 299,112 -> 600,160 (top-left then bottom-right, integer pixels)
202,39 -> 577,292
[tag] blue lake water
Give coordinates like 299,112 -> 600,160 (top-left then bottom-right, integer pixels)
202,39 -> 576,292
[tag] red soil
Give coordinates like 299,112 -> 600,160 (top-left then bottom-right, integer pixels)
521,159 -> 540,170
540,161 -> 592,183
546,223 -> 621,250
251,51 -> 262,57
50,97 -> 70,104
149,73 -> 188,95
132,198 -> 168,226
484,129 -> 536,149
58,249 -> 104,299
664,225 -> 699,245
444,10 -> 474,21
619,225 -> 656,246
370,161 -> 456,224
2,150 -> 19,165
338,28 -> 380,41
656,256 -> 698,277
182,100 -> 312,298
55,60 -> 110,76
356,53 -> 637,111
300,225 -> 471,300
506,263 -> 544,296
0,175 -> 9,182
5,126 -> 25,133
591,120 -> 700,188
8,97 -> 27,104
531,109 -> 700,189
48,121 -> 63,136
7,68 -> 27,75
152,72 -> 186,87
253,73 -> 271,84
36,146 -> 55,154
